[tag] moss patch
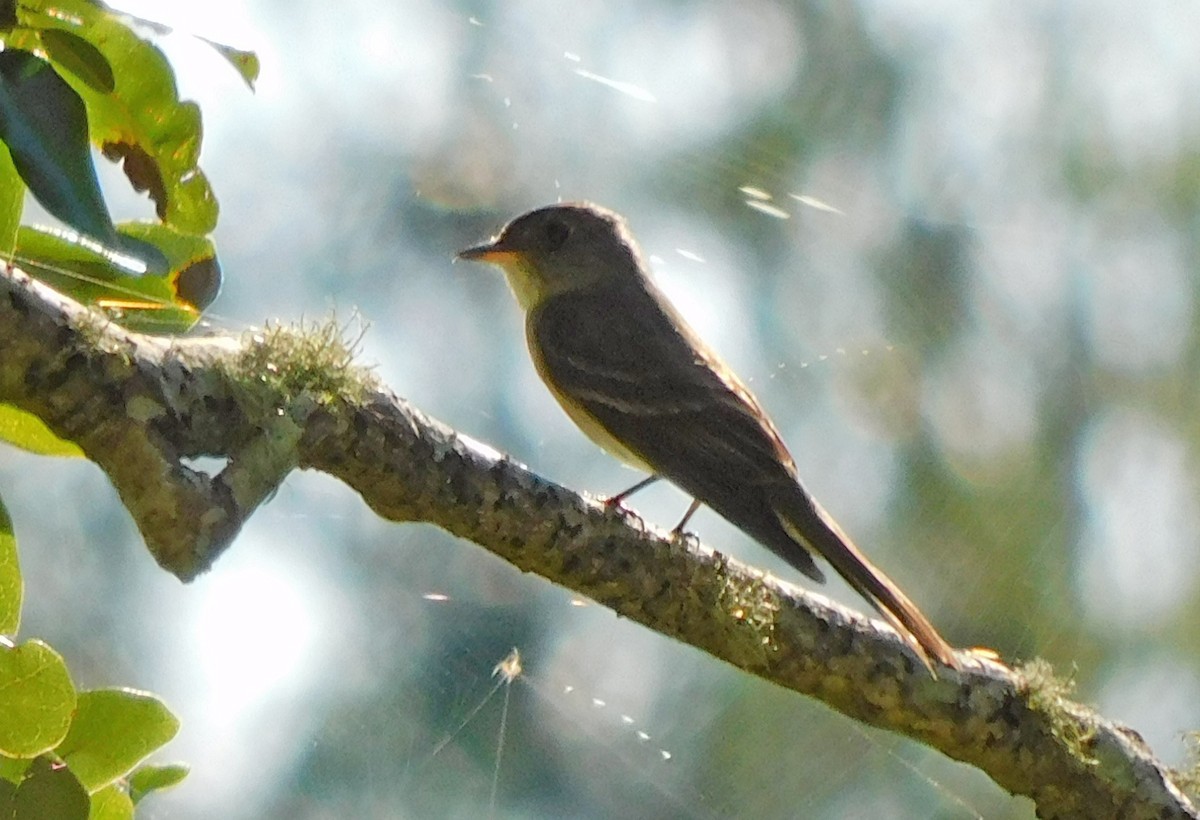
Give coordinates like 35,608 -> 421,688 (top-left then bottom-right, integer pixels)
227,316 -> 379,412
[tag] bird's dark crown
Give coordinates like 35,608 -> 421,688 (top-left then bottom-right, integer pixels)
492,202 -> 643,280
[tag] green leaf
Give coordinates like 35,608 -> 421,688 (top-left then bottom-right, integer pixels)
0,49 -> 117,244
85,7 -> 259,90
127,763 -> 188,804
0,405 -> 84,457
38,28 -> 115,94
0,755 -> 30,784
87,783 -> 133,820
56,688 -> 180,793
0,140 -> 22,255
11,0 -> 218,234
0,640 -> 77,759
0,496 -> 20,636
12,222 -> 220,333
197,37 -> 260,90
12,756 -> 89,820
120,221 -> 222,311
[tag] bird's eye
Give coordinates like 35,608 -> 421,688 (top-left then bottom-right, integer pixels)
543,219 -> 571,252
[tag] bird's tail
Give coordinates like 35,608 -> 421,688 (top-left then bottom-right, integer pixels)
774,498 -> 959,673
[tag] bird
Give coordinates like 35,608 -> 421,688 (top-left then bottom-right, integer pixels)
458,202 -> 958,671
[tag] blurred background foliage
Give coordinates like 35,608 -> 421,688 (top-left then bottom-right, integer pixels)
3,0 -> 1199,817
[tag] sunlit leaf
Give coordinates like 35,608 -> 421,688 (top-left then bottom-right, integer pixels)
0,144 -> 21,254
197,37 -> 260,90
0,496 -> 20,636
127,763 -> 188,804
80,5 -> 260,90
13,222 -> 220,333
0,49 -> 116,244
15,223 -> 166,299
0,640 -> 77,759
56,688 -> 180,793
0,754 -> 29,784
9,0 -> 218,234
0,405 -> 84,457
104,7 -> 171,37
119,221 -> 221,310
12,756 -> 89,820
87,783 -> 134,819
38,28 -> 115,94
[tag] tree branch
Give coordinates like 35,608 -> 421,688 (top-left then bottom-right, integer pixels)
1,264 -> 1195,819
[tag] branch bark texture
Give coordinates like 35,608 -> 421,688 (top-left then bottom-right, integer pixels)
1,264 -> 1195,819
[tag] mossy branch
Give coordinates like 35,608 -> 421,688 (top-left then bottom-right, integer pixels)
1,264 -> 1195,819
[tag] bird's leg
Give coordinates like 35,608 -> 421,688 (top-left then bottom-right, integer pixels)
605,475 -> 660,507
671,499 -> 702,537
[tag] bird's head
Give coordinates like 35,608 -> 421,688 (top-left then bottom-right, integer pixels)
457,202 -> 645,309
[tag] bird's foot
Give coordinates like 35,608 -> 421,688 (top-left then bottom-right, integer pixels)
605,475 -> 660,508
669,526 -> 700,549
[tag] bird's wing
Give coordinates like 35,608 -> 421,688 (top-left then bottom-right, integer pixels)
528,283 -> 797,490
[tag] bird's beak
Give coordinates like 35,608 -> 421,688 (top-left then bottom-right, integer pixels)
456,239 -> 516,264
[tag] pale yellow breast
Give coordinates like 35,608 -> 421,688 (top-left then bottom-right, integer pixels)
524,330 -> 657,476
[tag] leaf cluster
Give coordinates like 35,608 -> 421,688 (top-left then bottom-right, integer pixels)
0,4 -> 256,815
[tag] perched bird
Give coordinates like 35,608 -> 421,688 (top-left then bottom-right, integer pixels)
458,202 -> 958,671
